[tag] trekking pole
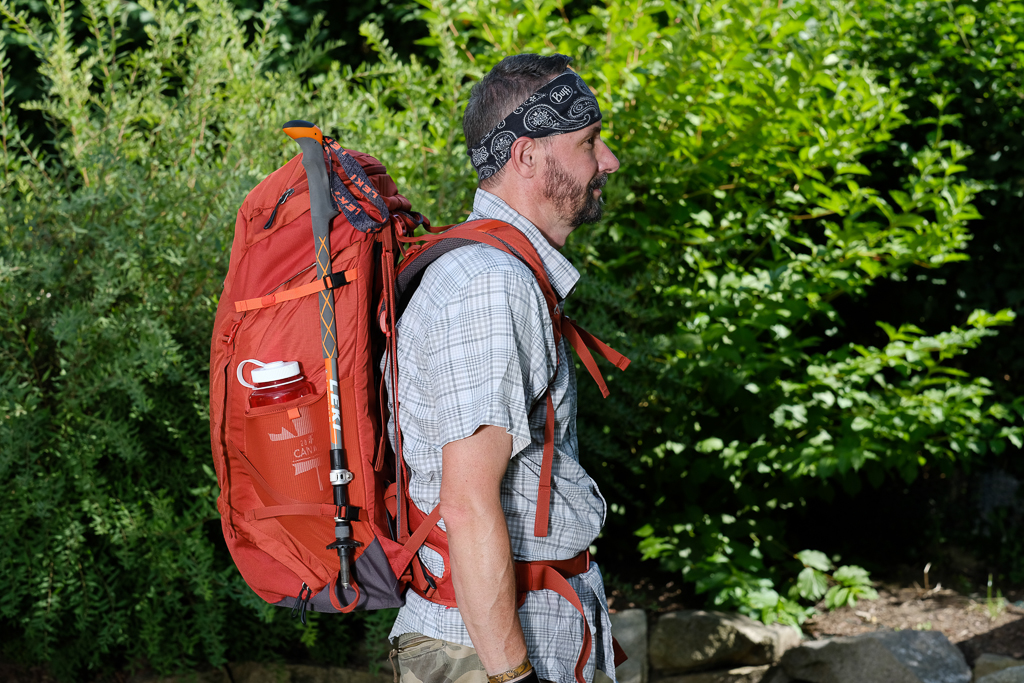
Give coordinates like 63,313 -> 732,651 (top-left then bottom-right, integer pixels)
283,120 -> 360,589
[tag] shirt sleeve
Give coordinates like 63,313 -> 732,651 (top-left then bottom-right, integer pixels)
419,263 -> 554,458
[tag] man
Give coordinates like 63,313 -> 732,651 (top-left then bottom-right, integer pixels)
387,53 -> 621,683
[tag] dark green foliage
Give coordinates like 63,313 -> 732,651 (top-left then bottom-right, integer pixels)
0,0 -> 423,676
1,0 -> 1022,677
529,0 -> 1024,624
854,0 -> 1024,389
850,0 -> 1024,581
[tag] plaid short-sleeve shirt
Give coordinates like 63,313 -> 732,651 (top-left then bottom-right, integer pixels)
384,189 -> 616,683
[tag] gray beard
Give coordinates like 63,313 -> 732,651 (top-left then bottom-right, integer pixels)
543,156 -> 608,229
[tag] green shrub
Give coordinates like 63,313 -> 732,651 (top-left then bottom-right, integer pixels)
442,0 -> 1024,624
851,0 -> 1024,585
0,0 -> 431,676
1,0 -> 1021,676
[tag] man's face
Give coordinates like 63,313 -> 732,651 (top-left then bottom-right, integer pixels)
540,122 -> 620,232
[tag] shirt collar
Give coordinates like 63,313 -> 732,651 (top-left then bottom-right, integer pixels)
466,188 -> 580,301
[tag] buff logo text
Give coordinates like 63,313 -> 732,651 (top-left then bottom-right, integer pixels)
550,85 -> 573,103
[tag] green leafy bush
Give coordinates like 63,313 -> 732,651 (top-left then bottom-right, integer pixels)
0,0 -> 447,676
850,0 -> 1024,586
441,0 -> 1023,623
1,0 -> 1021,676
459,0 -> 1024,625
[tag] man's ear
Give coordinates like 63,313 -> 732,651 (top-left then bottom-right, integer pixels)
506,136 -> 541,180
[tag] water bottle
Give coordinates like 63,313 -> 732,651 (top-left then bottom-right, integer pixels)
236,359 -> 315,408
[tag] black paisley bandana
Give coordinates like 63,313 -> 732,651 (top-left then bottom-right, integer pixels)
469,69 -> 602,181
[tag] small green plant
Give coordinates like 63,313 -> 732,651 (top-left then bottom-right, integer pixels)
792,550 -> 879,611
983,574 -> 1007,621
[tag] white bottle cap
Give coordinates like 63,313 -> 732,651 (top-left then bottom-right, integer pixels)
251,360 -> 302,384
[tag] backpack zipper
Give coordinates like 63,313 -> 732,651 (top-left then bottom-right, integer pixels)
262,188 -> 295,230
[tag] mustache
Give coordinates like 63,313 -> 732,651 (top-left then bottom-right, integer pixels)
588,173 -> 608,192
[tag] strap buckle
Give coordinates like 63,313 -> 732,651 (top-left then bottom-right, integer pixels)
323,271 -> 350,289
335,504 -> 362,522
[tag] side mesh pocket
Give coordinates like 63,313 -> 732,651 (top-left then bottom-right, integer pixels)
243,391 -> 332,507
242,391 -> 341,567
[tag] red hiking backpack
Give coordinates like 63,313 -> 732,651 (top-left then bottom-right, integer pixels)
209,121 -> 628,680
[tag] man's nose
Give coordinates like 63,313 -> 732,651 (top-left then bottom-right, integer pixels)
598,138 -> 620,174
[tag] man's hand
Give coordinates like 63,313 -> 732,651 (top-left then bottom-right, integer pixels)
440,424 -> 528,676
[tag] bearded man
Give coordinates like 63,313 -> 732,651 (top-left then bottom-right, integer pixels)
387,53 -> 621,683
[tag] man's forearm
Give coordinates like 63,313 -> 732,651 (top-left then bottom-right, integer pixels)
440,425 -> 527,677
445,499 -> 528,674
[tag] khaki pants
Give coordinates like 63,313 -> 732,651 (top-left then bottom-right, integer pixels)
391,633 -> 555,683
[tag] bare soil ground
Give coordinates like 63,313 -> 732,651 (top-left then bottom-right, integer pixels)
608,578 -> 1024,666
803,585 -> 1024,664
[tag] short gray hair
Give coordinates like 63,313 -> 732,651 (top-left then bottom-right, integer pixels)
463,53 -> 573,187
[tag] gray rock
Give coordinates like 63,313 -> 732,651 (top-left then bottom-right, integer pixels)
781,630 -> 970,683
975,654 -> 1024,680
769,624 -> 802,659
782,636 -> 919,683
610,609 -> 648,683
978,668 -> 1024,683
659,665 -> 770,683
864,631 -> 971,683
649,611 -> 801,673
759,667 -> 792,683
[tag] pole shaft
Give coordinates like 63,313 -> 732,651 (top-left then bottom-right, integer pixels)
287,124 -> 359,589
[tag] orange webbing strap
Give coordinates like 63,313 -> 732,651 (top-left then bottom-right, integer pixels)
515,560 -> 593,683
399,221 -> 557,306
393,504 -> 443,574
566,318 -> 631,370
242,503 -> 366,522
560,318 -> 631,398
233,269 -> 358,312
381,225 -> 410,542
535,321 -> 628,536
395,219 -> 511,244
533,392 -> 555,537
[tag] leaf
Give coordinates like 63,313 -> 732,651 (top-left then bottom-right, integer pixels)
796,550 -> 832,572
833,565 -> 873,587
796,567 -> 829,601
889,190 -> 914,212
696,438 -> 725,453
835,162 -> 870,176
746,588 -> 781,610
825,585 -> 853,609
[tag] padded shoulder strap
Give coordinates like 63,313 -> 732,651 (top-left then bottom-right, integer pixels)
393,220 -> 560,324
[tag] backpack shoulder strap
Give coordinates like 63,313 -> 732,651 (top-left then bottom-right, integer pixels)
394,219 -> 559,325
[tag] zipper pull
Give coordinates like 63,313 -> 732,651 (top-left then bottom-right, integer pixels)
290,582 -> 314,625
262,188 -> 296,231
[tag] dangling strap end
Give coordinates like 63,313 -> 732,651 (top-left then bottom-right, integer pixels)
533,484 -> 551,537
